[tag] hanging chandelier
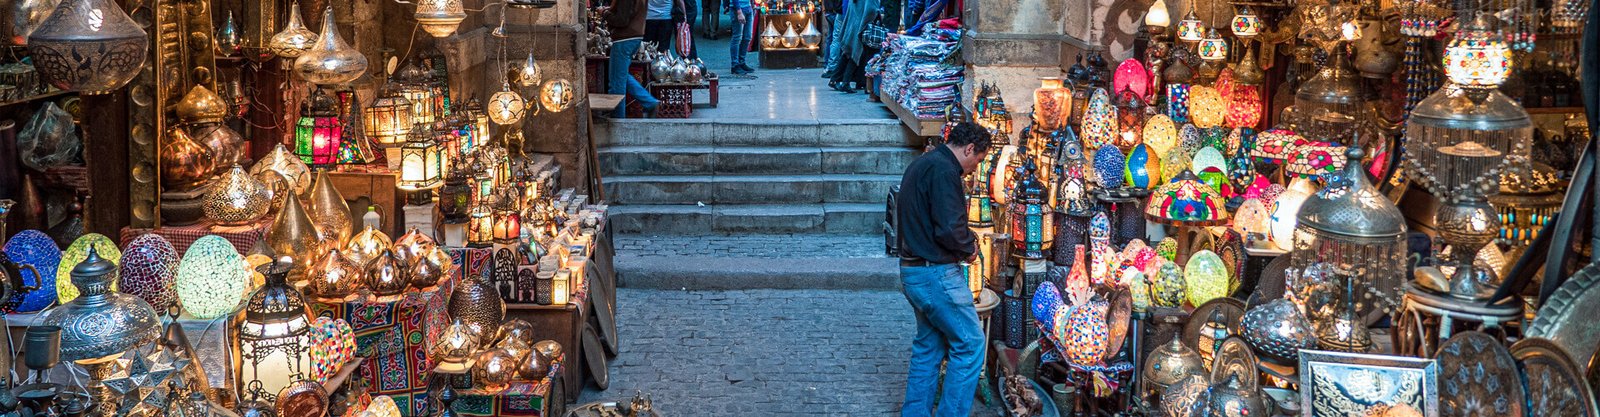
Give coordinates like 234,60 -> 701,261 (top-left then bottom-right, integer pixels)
416,0 -> 467,38
26,0 -> 147,94
294,7 -> 369,86
268,2 -> 318,58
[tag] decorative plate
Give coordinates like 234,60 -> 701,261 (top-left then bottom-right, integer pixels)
275,380 -> 330,417
2,229 -> 59,313
1435,331 -> 1524,417
1299,349 -> 1439,417
1527,263 -> 1600,372
1102,289 -> 1132,362
1511,338 -> 1598,417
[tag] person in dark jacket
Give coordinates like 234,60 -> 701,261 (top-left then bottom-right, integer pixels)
894,121 -> 990,417
604,0 -> 660,117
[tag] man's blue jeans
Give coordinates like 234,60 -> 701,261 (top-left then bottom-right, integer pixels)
822,13 -> 845,74
609,38 -> 658,118
729,7 -> 754,69
899,263 -> 983,417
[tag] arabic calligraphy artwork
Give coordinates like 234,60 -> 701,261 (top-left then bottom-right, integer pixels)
1299,349 -> 1439,417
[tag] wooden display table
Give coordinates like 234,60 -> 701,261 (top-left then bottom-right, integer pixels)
882,95 -> 944,137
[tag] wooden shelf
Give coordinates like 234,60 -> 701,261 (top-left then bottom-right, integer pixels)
882,95 -> 944,137
0,89 -> 75,108
1526,106 -> 1584,114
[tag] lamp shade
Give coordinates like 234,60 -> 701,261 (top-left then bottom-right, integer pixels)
175,235 -> 250,319
1059,299 -> 1109,367
1249,129 -> 1298,161
294,7 -> 368,86
364,90 -> 414,148
1230,7 -> 1262,38
118,234 -> 180,314
1124,143 -> 1162,189
1177,10 -> 1205,41
1143,114 -> 1179,156
1183,250 -> 1229,306
1226,84 -> 1263,128
268,3 -> 317,58
1191,147 -> 1227,175
1146,170 -> 1229,226
415,0 -> 467,38
1093,146 -> 1127,189
1268,177 -> 1318,251
1146,0 -> 1171,28
1151,260 -> 1185,307
487,88 -> 527,126
307,248 -> 361,301
3,230 -> 60,313
1233,198 -> 1271,238
25,0 -> 146,94
1188,85 -> 1226,129
239,262 -> 311,341
1032,77 -> 1072,131
1113,59 -> 1151,100
1198,28 -> 1229,61
1083,88 -> 1118,150
55,233 -> 120,304
1442,15 -> 1512,89
42,245 -> 161,362
1284,140 -> 1348,177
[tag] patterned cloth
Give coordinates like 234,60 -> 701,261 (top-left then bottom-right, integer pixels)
119,220 -> 269,256
458,363 -> 564,417
308,275 -> 455,415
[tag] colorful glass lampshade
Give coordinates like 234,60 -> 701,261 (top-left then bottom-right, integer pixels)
1008,165 -> 1054,259
1145,170 -> 1229,226
1442,15 -> 1512,89
175,235 -> 250,319
1115,90 -> 1145,152
1113,59 -> 1151,100
1060,299 -> 1109,367
1151,260 -> 1186,307
1093,146 -> 1127,189
268,3 -> 317,58
415,0 -> 467,38
397,129 -> 443,191
1143,114 -> 1179,156
1249,129 -> 1297,161
26,0 -> 146,94
540,79 -> 577,112
1284,140 -> 1348,177
55,233 -> 120,304
5,230 -> 59,313
1268,177 -> 1318,251
487,86 -> 527,126
1167,84 -> 1190,123
1188,85 -> 1226,129
1198,28 -> 1229,61
1124,143 -> 1162,189
1233,198 -> 1271,240
1162,147 -> 1194,185
1032,77 -> 1072,131
1082,88 -> 1118,150
1177,9 -> 1206,42
118,234 -> 179,314
1184,250 -> 1229,306
493,196 -> 523,245
1226,84 -> 1263,128
308,317 -> 355,382
293,6 -> 368,86
1231,6 -> 1262,38
295,89 -> 342,167
363,89 -> 414,148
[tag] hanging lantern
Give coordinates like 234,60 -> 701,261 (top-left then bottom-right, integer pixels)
458,99 -> 491,145
1293,147 -> 1408,323
467,201 -> 494,247
540,79 -> 576,113
397,129 -> 443,191
513,50 -> 543,88
487,86 -> 527,126
364,88 -> 414,148
295,89 -> 342,167
415,0 -> 466,38
1032,77 -> 1072,132
1008,163 -> 1054,259
1114,89 -> 1145,152
397,62 -> 437,126
26,0 -> 146,94
1198,28 -> 1229,61
1177,9 -> 1205,42
268,2 -> 317,58
1230,6 -> 1262,38
294,7 -> 369,86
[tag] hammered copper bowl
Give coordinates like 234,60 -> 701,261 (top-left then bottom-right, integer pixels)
275,380 -> 329,417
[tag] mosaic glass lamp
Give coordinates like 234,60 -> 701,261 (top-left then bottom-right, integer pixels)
1284,139 -> 1349,178
56,233 -> 122,304
1249,129 -> 1298,161
1008,163 -> 1054,259
1294,147 -> 1407,321
1113,59 -> 1151,101
1177,9 -> 1205,42
42,245 -> 160,362
1226,84 -> 1263,128
1198,28 -> 1229,61
1143,114 -> 1179,156
1188,85 -> 1226,129
1093,146 -> 1128,190
1124,143 -> 1162,189
1441,15 -> 1512,89
295,89 -> 342,167
4,230 -> 59,313
1230,6 -> 1262,38
308,317 -> 355,382
175,235 -> 250,319
1151,260 -> 1186,307
118,234 -> 179,314
1268,177 -> 1318,251
1232,198 -> 1271,244
1032,77 -> 1072,132
1146,170 -> 1229,226
1082,88 -> 1118,151
1191,147 -> 1227,175
1060,299 -> 1109,367
1184,250 -> 1229,306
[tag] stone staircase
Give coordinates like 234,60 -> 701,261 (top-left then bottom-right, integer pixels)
598,119 -> 922,235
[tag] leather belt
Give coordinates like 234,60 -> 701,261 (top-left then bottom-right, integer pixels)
900,258 -> 933,267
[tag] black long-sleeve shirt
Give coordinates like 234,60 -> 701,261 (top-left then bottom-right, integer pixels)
896,146 -> 976,264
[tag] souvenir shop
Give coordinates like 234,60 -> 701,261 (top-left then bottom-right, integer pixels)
0,0 -> 622,415
940,0 -> 1600,414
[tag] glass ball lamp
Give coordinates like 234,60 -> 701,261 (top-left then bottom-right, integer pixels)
431,320 -> 480,373
487,84 -> 527,126
175,235 -> 250,319
1176,8 -> 1205,42
540,79 -> 576,113
26,0 -> 147,94
293,7 -> 368,86
295,89 -> 343,167
415,0 -> 467,38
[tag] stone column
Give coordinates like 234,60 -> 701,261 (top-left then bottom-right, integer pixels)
960,0 -> 1084,143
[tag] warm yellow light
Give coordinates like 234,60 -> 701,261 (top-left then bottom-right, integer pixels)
1146,0 -> 1171,28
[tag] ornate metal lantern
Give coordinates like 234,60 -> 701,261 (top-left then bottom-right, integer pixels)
42,245 -> 160,362
364,88 -> 414,148
293,7 -> 368,86
396,62 -> 436,126
1008,162 -> 1054,259
26,0 -> 146,94
415,0 -> 467,38
1294,147 -> 1406,345
459,98 -> 491,146
1176,9 -> 1205,42
238,264 -> 313,396
397,128 -> 443,193
487,86 -> 527,126
467,200 -> 494,247
268,2 -> 316,58
295,89 -> 342,167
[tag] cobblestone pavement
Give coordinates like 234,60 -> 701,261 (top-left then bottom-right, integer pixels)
616,234 -> 889,258
579,288 -> 1000,416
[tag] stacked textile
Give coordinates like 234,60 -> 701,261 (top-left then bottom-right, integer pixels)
868,29 -> 964,118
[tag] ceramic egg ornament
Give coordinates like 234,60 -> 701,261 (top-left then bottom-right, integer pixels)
119,234 -> 181,313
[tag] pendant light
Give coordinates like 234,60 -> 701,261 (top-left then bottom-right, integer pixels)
294,7 -> 369,86
26,0 -> 147,94
269,2 -> 317,58
416,0 -> 467,38
513,50 -> 542,88
1230,6 -> 1261,39
1198,28 -> 1228,61
1176,8 -> 1205,42
487,84 -> 527,126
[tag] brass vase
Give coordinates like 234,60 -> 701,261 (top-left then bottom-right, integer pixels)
250,143 -> 311,200
345,225 -> 393,268
307,248 -> 360,301
363,249 -> 409,298
193,123 -> 247,175
411,245 -> 452,289
305,170 -> 352,246
448,272 -> 505,345
202,164 -> 271,226
393,226 -> 436,268
160,127 -> 216,192
267,191 -> 323,273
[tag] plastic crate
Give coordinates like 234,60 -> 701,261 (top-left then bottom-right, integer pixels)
649,84 -> 695,118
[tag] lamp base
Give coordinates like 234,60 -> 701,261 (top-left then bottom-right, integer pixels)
161,181 -> 217,226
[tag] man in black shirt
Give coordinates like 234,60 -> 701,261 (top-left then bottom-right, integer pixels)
895,121 -> 991,417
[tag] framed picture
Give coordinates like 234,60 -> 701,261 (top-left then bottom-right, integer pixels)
1298,349 -> 1439,417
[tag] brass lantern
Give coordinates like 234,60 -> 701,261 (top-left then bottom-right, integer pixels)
458,99 -> 491,146
397,128 -> 443,192
467,200 -> 494,247
430,320 -> 480,373
396,61 -> 436,126
268,2 -> 317,58
415,0 -> 466,38
364,88 -> 414,148
295,89 -> 343,167
492,190 -> 523,244
487,85 -> 527,126
237,262 -> 313,400
26,0 -> 146,94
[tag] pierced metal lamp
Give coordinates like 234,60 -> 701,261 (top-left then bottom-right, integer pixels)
1292,147 -> 1407,326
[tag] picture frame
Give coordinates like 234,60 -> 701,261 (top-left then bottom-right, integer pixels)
1298,349 -> 1439,417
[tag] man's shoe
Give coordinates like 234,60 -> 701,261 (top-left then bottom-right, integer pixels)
737,64 -> 756,73
730,66 -> 748,75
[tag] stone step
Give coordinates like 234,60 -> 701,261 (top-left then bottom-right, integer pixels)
598,146 -> 918,176
601,174 -> 899,205
606,203 -> 883,234
596,118 -> 922,148
616,255 -> 899,290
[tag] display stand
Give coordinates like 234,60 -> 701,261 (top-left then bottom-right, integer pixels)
309,285 -> 453,415
756,12 -> 822,69
882,95 -> 945,137
457,363 -> 566,417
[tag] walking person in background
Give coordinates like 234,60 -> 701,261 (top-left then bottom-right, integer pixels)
643,0 -> 676,52
828,0 -> 879,93
895,121 -> 990,417
726,0 -> 756,75
820,0 -> 848,78
681,0 -> 700,58
603,0 -> 660,117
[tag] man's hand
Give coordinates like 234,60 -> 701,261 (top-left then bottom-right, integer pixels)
735,9 -> 746,22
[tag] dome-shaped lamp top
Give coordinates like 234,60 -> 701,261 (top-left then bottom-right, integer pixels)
176,85 -> 229,125
1146,170 -> 1229,226
1409,83 -> 1531,132
306,88 -> 340,118
1295,147 -> 1406,240
1295,55 -> 1372,106
43,245 -> 162,362
241,262 -> 312,341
